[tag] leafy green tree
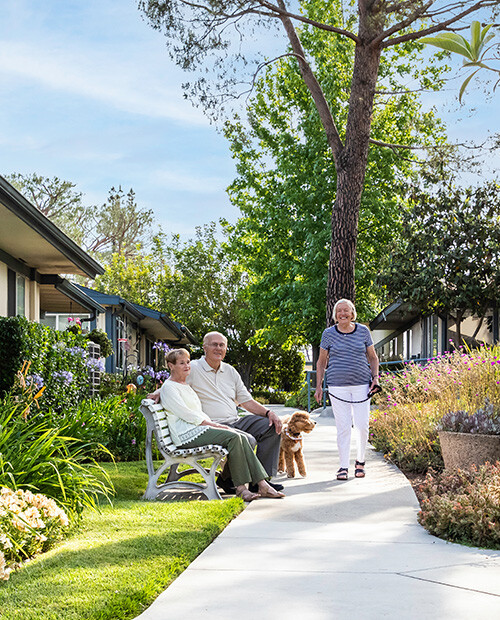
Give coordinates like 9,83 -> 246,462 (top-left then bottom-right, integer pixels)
95,224 -> 304,388
378,181 -> 500,346
223,21 -> 447,353
94,248 -> 166,307
139,0 -> 497,322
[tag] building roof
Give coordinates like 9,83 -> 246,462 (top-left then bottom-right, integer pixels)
369,300 -> 421,332
0,175 -> 104,278
39,276 -> 105,314
76,285 -> 197,345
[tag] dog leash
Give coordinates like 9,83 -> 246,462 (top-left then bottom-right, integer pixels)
328,385 -> 382,404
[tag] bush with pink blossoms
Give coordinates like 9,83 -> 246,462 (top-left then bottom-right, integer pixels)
370,345 -> 500,472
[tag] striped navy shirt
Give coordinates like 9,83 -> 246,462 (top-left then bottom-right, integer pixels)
320,323 -> 374,387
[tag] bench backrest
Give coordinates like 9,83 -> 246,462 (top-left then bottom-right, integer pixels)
140,400 -> 176,453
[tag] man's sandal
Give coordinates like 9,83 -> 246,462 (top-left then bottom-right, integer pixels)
336,468 -> 348,481
355,461 -> 365,478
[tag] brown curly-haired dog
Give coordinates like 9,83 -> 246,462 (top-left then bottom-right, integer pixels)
278,411 -> 316,478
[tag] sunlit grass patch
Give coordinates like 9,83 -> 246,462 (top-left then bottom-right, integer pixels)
0,462 -> 243,620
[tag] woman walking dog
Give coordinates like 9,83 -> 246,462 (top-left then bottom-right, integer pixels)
315,299 -> 380,480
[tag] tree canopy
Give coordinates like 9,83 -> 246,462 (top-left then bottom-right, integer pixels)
378,181 -> 500,345
222,12 -> 447,349
139,0 -> 499,323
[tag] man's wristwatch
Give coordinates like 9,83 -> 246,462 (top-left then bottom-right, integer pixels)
265,409 -> 272,418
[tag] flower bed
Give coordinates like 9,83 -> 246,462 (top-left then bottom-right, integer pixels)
369,345 -> 500,547
370,345 -> 500,473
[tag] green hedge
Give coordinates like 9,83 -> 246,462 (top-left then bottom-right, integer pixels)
0,317 -> 24,395
0,316 -> 91,411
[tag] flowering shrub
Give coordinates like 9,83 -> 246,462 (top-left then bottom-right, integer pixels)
0,316 -> 94,412
439,400 -> 500,435
0,487 -> 70,580
370,345 -> 500,472
418,463 -> 500,548
370,402 -> 443,472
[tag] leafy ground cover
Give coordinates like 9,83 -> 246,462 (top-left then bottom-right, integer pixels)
418,463 -> 500,549
0,461 -> 243,620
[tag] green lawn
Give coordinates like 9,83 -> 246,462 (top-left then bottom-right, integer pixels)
0,461 -> 243,620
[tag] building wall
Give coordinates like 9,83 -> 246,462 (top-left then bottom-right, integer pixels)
449,314 -> 495,346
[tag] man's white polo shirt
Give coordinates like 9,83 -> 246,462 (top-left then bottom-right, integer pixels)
187,357 -> 252,424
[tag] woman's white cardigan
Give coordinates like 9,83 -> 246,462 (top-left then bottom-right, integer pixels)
159,380 -> 211,446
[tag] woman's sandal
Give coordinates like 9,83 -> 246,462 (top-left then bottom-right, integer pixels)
354,461 -> 365,478
336,468 -> 348,481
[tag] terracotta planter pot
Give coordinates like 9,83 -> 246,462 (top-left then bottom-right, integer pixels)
439,431 -> 500,470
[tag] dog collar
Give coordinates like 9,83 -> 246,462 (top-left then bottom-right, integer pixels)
284,429 -> 302,441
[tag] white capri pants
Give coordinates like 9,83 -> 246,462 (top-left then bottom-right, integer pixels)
328,384 -> 371,469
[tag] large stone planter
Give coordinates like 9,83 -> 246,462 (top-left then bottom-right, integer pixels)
439,431 -> 500,470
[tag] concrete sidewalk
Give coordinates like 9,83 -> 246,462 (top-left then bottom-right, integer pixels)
135,411 -> 500,619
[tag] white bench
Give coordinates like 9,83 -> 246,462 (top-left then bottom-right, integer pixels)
140,399 -> 228,501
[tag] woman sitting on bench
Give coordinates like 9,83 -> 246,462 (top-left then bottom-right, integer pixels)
160,348 -> 285,502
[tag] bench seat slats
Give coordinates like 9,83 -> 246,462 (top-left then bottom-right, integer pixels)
140,398 -> 228,501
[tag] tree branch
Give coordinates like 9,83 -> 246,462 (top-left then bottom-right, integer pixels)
256,0 -> 360,43
380,1 -> 499,48
275,0 -> 344,158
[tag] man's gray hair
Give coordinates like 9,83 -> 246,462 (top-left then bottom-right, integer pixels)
332,298 -> 357,322
203,331 -> 228,345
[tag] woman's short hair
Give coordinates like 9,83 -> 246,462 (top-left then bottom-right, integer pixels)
166,348 -> 190,365
332,298 -> 357,322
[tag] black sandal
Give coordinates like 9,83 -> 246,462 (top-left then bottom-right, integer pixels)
336,468 -> 348,480
355,461 -> 365,478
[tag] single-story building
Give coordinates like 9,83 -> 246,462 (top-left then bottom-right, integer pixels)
0,175 -> 105,321
0,174 -> 197,375
73,286 -> 197,374
370,300 -> 500,363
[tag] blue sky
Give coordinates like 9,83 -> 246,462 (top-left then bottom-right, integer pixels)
0,1 -> 498,239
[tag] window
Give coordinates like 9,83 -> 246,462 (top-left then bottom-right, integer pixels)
40,313 -> 90,331
16,274 -> 25,316
7,269 -> 26,317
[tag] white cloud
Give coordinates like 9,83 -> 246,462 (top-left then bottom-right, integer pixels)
0,41 -> 207,125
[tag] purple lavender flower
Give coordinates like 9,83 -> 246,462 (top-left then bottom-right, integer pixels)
66,346 -> 87,359
152,341 -> 171,355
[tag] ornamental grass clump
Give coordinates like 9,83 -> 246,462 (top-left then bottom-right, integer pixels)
370,344 -> 500,472
418,462 -> 500,548
0,365 -> 113,522
0,487 -> 70,580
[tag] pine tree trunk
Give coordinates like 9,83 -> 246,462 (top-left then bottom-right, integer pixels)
326,35 -> 382,325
